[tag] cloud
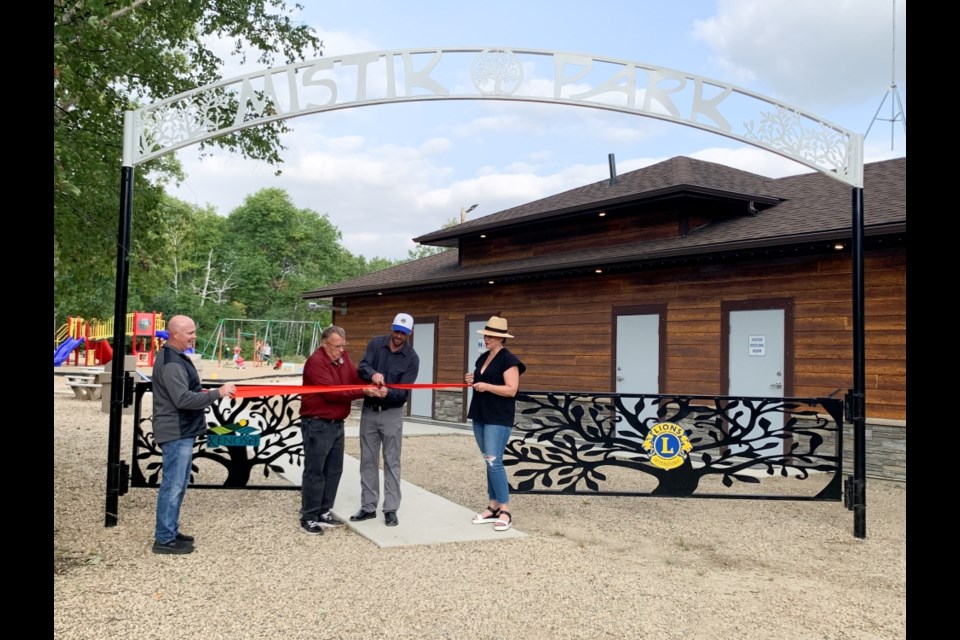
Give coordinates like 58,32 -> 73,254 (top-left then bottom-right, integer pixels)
687,146 -> 812,177
692,0 -> 906,108
165,4 -> 905,263
449,114 -> 535,136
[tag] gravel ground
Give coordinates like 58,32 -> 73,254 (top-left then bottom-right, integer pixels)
53,371 -> 907,640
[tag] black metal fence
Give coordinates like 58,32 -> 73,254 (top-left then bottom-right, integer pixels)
130,382 -> 842,501
131,382 -> 302,490
509,391 -> 843,500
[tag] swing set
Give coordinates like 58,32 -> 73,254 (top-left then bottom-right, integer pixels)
200,318 -> 324,367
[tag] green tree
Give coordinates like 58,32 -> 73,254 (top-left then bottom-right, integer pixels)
130,196 -> 231,327
224,188 -> 368,319
364,256 -> 403,271
406,217 -> 459,260
406,243 -> 447,261
54,0 -> 322,325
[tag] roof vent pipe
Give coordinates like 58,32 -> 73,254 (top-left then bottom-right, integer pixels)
608,153 -> 618,186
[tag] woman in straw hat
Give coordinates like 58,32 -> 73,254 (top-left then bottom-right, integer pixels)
465,315 -> 526,531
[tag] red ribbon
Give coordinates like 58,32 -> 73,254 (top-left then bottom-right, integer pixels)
231,382 -> 471,399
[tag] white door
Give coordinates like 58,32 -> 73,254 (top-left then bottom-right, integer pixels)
410,321 -> 435,418
464,319 -> 489,419
615,313 -> 660,436
728,308 -> 785,454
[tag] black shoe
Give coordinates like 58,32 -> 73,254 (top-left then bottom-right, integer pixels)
350,509 -> 376,522
175,532 -> 195,543
384,511 -> 398,526
300,519 -> 325,536
152,539 -> 194,555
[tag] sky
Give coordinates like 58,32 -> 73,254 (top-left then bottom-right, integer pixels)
166,0 -> 907,261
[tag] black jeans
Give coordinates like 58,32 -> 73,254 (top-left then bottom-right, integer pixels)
299,416 -> 345,520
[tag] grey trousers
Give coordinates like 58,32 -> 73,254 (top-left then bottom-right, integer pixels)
358,406 -> 404,513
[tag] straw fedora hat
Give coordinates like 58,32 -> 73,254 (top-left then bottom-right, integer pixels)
477,316 -> 514,339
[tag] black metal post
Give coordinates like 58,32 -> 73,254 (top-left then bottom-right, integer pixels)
851,187 -> 866,538
105,165 -> 134,526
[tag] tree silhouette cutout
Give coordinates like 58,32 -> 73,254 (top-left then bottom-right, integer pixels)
133,386 -> 305,489
506,392 -> 843,499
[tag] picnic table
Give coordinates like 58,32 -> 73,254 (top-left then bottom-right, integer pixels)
65,372 -> 103,400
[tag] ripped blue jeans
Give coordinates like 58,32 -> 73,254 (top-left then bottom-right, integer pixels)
471,421 -> 513,505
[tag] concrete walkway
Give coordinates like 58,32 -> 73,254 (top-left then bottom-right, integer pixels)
281,421 -> 526,548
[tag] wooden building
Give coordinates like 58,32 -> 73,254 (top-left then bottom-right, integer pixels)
303,156 -> 906,481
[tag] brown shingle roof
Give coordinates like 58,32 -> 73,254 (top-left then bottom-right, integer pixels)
416,155 -> 783,245
303,156 -> 905,299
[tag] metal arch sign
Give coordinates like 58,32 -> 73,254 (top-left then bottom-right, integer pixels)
123,47 -> 863,187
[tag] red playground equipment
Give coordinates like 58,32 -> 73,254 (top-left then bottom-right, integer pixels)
131,311 -> 161,367
54,312 -> 167,367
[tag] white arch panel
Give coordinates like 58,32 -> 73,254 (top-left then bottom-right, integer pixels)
125,47 -> 862,187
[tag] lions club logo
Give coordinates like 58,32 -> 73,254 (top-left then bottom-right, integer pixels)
642,422 -> 693,470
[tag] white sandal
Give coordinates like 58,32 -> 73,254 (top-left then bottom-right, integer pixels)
472,507 -> 500,524
493,511 -> 512,531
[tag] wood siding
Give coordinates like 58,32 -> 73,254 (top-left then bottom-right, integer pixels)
331,247 -> 906,421
460,208 -> 689,268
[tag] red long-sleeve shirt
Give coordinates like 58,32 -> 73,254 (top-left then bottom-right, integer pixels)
299,349 -> 365,420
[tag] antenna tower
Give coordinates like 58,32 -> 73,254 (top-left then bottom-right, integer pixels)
865,0 -> 906,150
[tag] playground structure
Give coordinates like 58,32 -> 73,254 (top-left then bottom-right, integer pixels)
54,314 -> 324,369
200,318 -> 323,368
54,312 -> 166,367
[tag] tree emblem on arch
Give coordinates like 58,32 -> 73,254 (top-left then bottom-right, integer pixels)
471,49 -> 523,96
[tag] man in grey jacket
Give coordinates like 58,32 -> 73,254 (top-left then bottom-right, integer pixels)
151,315 -> 236,554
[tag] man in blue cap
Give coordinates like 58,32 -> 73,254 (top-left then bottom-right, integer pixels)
351,313 -> 420,526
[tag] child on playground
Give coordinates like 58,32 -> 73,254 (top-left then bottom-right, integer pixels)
233,344 -> 244,369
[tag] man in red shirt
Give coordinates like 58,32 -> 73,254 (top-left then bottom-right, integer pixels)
298,325 -> 385,535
